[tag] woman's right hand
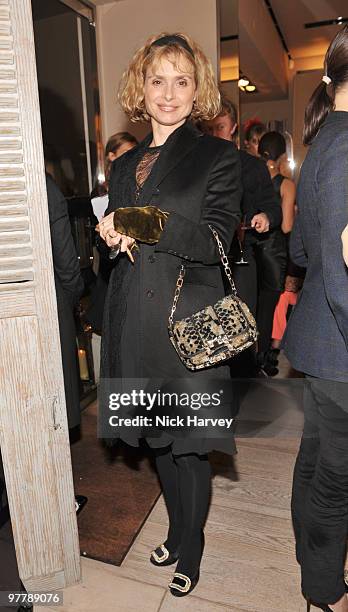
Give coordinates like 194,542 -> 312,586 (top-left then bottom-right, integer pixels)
105,231 -> 135,253
96,212 -> 135,251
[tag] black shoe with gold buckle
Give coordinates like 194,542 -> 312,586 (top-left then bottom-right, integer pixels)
168,570 -> 200,597
150,544 -> 180,567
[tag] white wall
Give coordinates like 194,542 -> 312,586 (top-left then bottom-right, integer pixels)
241,99 -> 291,131
95,0 -> 219,143
239,0 -> 288,100
292,69 -> 322,177
240,71 -> 321,179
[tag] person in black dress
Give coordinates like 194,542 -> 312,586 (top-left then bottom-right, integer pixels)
258,131 -> 304,372
97,33 -> 242,596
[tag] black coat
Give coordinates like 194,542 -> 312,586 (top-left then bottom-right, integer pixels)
46,174 -> 84,429
231,151 -> 286,316
99,121 -> 242,454
239,150 -> 282,229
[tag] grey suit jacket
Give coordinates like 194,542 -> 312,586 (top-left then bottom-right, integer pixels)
283,111 -> 348,382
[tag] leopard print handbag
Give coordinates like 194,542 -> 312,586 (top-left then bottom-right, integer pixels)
168,226 -> 258,371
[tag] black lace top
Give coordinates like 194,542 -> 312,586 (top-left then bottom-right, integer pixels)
135,146 -> 161,203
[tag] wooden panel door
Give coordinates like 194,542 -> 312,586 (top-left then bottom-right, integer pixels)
0,0 -> 81,591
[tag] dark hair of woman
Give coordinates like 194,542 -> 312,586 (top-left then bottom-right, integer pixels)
244,120 -> 266,142
258,131 -> 286,161
104,131 -> 138,183
303,25 -> 348,145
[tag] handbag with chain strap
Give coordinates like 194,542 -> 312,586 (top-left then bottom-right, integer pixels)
168,226 -> 258,371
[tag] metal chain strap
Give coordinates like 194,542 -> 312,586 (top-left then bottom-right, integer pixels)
169,265 -> 185,325
209,226 -> 238,296
168,226 -> 237,326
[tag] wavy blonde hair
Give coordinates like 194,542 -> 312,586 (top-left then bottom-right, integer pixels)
118,32 -> 221,122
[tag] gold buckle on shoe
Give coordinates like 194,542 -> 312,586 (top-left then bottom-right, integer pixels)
169,572 -> 191,593
151,544 -> 169,563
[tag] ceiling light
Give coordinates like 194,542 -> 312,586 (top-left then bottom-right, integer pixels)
305,17 -> 348,28
245,84 -> 256,92
238,78 -> 249,88
288,158 -> 296,170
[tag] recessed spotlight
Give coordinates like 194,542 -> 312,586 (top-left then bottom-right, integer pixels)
238,78 -> 249,88
245,84 -> 256,92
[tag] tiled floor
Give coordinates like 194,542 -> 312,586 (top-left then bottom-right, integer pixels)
39,354 -> 308,612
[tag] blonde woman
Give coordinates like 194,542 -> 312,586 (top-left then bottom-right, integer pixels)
97,33 -> 241,596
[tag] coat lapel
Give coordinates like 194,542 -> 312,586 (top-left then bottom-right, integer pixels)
138,121 -> 202,206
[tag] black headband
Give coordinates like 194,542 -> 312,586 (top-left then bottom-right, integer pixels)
150,35 -> 194,58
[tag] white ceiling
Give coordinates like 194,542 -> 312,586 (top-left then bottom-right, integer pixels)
86,0 -> 119,5
59,0 -> 348,100
237,0 -> 348,101
80,0 -> 348,55
271,0 -> 348,58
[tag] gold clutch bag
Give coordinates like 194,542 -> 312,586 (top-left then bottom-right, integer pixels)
168,227 -> 258,371
113,206 -> 169,244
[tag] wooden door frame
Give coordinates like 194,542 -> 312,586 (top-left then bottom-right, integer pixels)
0,0 -> 81,591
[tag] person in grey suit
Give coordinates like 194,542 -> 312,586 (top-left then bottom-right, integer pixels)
282,26 -> 348,612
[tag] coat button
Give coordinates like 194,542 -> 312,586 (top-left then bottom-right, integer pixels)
148,254 -> 155,263
147,289 -> 154,298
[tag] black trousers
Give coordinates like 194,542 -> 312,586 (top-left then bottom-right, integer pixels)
291,377 -> 348,603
